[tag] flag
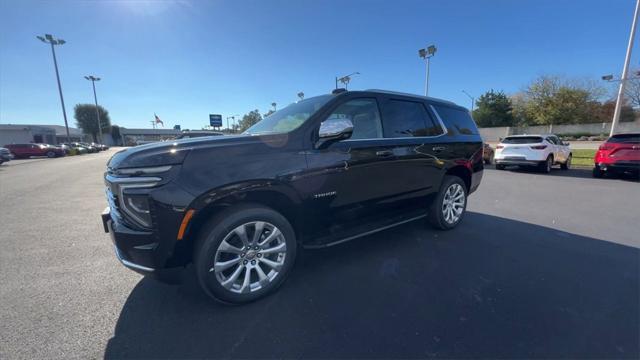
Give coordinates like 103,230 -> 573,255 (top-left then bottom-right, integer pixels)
154,113 -> 164,127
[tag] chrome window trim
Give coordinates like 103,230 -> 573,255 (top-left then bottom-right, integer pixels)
343,103 -> 448,142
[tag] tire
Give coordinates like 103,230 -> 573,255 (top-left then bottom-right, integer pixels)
539,155 -> 553,173
427,175 -> 468,230
592,167 -> 604,178
194,204 -> 297,304
561,154 -> 572,170
495,164 -> 505,170
46,151 -> 56,158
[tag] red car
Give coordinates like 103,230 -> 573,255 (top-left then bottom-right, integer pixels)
4,143 -> 66,159
592,133 -> 640,178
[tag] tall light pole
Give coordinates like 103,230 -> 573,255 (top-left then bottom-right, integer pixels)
84,75 -> 103,143
271,102 -> 277,111
37,34 -> 70,143
610,0 -> 640,136
297,91 -> 305,101
462,90 -> 475,112
226,114 -> 239,133
335,72 -> 360,90
419,45 -> 437,96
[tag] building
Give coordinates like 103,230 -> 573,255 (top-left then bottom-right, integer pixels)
0,124 -> 88,146
119,128 -> 181,146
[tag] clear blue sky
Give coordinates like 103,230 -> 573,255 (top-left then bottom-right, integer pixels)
1,0 -> 638,130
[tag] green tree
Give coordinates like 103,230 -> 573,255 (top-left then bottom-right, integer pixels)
238,110 -> 262,132
263,109 -> 276,118
74,104 -> 112,142
472,90 -> 515,127
522,75 -> 605,125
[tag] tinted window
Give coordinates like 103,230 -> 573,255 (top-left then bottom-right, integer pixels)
322,98 -> 382,140
546,137 -> 558,145
608,134 -> 640,143
432,105 -> 478,135
503,136 -> 543,144
382,100 -> 442,138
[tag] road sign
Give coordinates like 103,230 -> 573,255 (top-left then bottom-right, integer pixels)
209,114 -> 222,127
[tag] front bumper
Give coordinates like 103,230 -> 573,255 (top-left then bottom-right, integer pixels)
102,207 -> 156,275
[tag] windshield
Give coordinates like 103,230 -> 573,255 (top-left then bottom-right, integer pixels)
244,95 -> 333,135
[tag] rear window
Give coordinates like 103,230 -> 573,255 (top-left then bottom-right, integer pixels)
503,136 -> 543,144
608,134 -> 640,143
382,99 -> 443,138
432,105 -> 478,135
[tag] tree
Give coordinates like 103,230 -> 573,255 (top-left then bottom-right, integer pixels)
263,109 -> 276,118
595,100 -> 636,123
472,90 -> 515,127
110,125 -> 122,146
623,69 -> 640,108
238,110 -> 262,132
521,75 -> 605,125
74,104 -> 111,142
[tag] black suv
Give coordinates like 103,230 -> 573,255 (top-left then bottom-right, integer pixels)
102,89 -> 483,303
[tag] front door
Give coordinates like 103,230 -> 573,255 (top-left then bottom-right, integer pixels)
301,97 -> 399,242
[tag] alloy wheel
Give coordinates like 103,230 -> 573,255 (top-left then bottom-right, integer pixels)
441,183 -> 465,224
211,221 -> 287,294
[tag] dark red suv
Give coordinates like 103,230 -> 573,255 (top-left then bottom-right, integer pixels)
593,133 -> 640,178
4,143 -> 66,159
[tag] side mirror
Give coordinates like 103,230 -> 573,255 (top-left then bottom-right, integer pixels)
316,117 -> 354,148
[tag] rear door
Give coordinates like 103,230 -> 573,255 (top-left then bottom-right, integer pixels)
378,96 -> 446,204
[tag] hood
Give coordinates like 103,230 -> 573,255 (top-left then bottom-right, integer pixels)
107,134 -> 268,169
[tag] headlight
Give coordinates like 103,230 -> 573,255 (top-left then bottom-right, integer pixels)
123,194 -> 152,228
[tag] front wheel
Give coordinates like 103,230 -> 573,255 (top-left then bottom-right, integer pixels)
46,151 -> 56,158
427,175 -> 467,230
194,204 -> 297,304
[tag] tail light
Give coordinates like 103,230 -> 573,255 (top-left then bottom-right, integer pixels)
599,143 -> 614,151
496,145 -> 504,149
530,145 -> 547,150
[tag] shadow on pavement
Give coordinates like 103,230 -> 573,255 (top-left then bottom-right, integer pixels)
104,212 -> 639,359
489,165 -> 639,181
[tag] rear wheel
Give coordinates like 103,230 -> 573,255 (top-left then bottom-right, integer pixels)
427,176 -> 467,230
194,204 -> 297,304
539,155 -> 553,173
592,167 -> 604,178
561,155 -> 572,170
495,164 -> 505,170
46,151 -> 56,158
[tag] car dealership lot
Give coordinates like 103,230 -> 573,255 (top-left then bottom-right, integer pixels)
0,149 -> 638,359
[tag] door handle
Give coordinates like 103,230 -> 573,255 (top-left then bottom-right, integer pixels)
376,150 -> 394,157
432,146 -> 447,152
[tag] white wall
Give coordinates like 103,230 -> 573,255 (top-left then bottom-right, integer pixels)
479,120 -> 640,142
0,129 -> 33,146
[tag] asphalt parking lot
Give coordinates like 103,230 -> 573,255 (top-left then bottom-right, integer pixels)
0,149 -> 638,359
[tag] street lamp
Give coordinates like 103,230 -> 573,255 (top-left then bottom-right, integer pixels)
37,34 -> 71,143
271,102 -> 277,111
84,75 -> 103,143
335,72 -> 360,90
297,92 -> 305,101
419,44 -> 437,96
462,90 -> 475,112
608,0 -> 640,136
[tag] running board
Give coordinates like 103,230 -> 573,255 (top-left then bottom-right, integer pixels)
304,214 -> 426,249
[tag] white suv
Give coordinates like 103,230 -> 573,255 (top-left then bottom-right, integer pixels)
494,134 -> 572,173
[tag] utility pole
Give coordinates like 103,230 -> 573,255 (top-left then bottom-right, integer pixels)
84,76 -> 102,143
37,34 -> 70,143
611,0 -> 640,136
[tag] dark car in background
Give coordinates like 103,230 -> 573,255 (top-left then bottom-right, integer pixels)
0,147 -> 13,164
61,143 -> 89,154
483,143 -> 495,164
102,89 -> 484,304
4,143 -> 65,158
593,133 -> 640,178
